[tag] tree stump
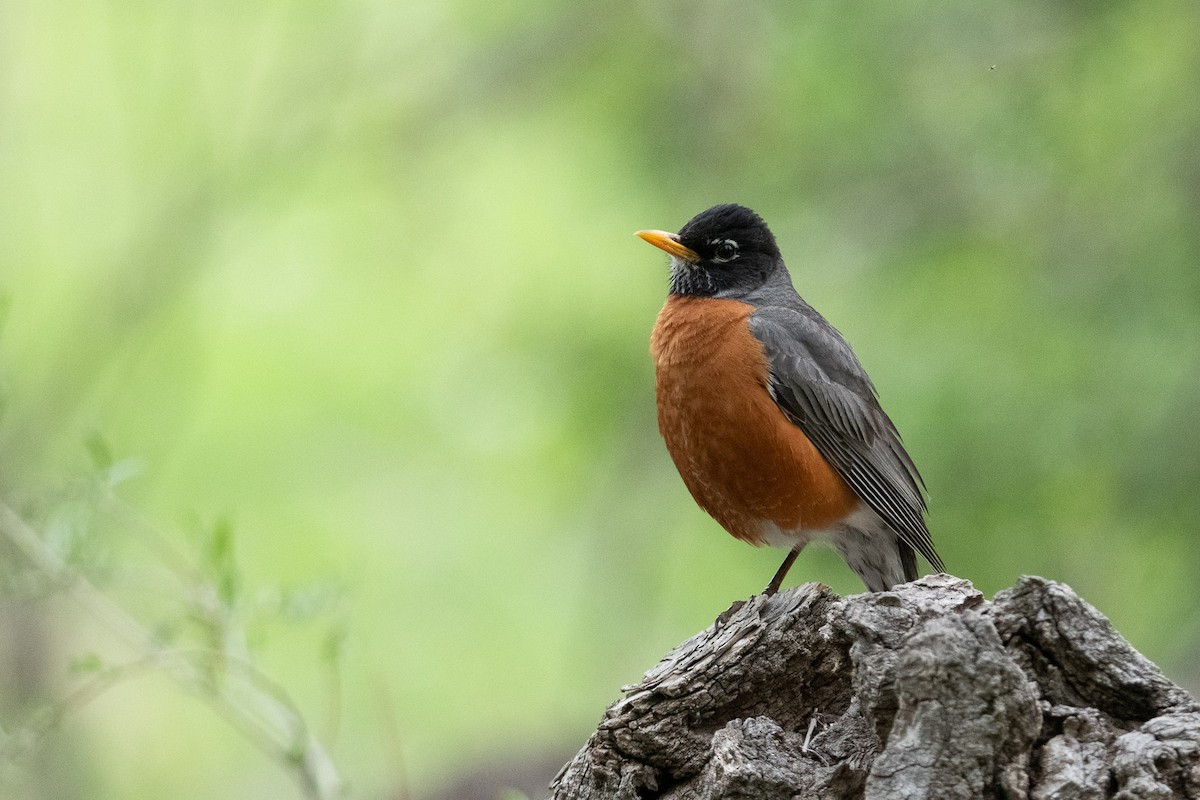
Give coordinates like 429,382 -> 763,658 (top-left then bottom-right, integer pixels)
550,575 -> 1199,799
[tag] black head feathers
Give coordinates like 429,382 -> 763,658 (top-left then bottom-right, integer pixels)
665,204 -> 785,298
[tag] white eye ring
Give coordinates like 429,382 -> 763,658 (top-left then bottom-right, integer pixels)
713,240 -> 739,262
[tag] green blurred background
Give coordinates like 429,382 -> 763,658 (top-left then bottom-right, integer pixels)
2,0 -> 1198,797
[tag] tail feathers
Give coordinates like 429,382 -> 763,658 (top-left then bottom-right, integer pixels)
899,540 -> 918,583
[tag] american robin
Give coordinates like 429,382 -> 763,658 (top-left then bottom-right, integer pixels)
637,204 -> 944,593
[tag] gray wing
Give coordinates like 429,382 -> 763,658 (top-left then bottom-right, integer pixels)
748,306 -> 944,573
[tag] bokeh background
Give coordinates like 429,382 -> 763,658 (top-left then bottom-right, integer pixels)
2,0 -> 1198,798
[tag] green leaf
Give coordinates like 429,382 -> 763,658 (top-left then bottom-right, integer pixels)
207,517 -> 240,607
70,652 -> 105,676
322,623 -> 347,665
84,432 -> 114,472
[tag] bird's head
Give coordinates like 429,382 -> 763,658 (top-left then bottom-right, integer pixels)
637,204 -> 784,298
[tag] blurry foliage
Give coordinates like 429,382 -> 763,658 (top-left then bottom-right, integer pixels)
1,0 -> 1199,798
0,459 -> 346,799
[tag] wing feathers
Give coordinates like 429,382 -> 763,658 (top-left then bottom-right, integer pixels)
750,311 -> 944,573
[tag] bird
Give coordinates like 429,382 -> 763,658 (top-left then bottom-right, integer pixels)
637,204 -> 944,594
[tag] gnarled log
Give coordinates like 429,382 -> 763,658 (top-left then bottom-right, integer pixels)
551,575 -> 1199,800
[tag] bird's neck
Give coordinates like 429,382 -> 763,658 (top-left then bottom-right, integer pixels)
668,261 -> 717,297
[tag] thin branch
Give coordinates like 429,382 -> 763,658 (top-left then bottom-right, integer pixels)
0,500 -> 345,800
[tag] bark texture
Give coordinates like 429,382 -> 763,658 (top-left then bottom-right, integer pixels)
550,575 -> 1199,800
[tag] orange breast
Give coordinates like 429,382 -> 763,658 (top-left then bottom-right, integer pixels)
650,295 -> 859,545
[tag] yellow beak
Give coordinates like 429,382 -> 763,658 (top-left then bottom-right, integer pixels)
636,229 -> 699,263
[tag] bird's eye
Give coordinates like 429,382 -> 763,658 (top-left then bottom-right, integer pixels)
713,241 -> 739,262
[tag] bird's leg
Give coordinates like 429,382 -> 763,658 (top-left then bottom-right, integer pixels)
716,544 -> 806,627
764,544 -> 804,595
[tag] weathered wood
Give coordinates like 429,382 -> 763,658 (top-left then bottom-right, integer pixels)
550,575 -> 1199,800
